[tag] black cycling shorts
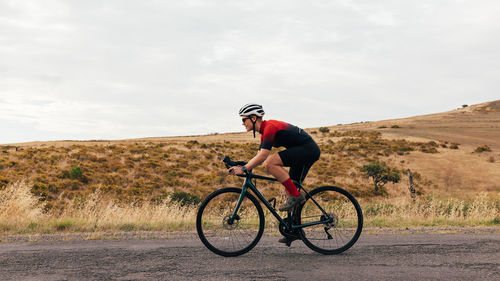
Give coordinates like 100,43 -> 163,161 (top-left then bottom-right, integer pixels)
278,140 -> 321,183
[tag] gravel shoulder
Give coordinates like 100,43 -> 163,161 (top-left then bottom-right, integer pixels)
1,226 -> 499,243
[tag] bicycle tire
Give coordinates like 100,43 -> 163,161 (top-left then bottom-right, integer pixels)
297,185 -> 363,255
196,187 -> 265,257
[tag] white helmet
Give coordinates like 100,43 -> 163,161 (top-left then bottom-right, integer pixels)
239,103 -> 265,117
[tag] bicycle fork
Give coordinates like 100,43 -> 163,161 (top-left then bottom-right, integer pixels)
228,184 -> 249,224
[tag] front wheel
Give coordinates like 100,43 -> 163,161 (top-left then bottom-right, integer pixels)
196,187 -> 265,257
297,186 -> 363,255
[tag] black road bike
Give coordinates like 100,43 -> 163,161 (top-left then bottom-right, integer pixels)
196,156 -> 363,257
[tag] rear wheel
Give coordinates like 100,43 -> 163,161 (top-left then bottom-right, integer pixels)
297,186 -> 363,254
196,187 -> 265,257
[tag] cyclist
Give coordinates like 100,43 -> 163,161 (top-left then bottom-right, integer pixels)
229,103 -> 321,213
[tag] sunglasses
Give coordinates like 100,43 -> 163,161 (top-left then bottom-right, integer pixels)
242,117 -> 252,123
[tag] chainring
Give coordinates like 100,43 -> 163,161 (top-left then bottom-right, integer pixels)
278,216 -> 301,239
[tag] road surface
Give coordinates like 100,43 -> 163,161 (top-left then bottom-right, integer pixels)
0,232 -> 499,280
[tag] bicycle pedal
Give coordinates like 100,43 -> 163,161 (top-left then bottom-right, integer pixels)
286,237 -> 300,247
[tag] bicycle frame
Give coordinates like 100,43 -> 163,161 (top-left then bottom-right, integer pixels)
230,173 -> 333,230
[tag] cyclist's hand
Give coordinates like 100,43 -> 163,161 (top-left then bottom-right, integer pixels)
228,166 -> 245,175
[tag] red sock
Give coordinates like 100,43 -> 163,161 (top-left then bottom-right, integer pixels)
281,178 -> 300,197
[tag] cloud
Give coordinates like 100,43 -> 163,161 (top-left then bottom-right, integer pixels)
1,0 -> 499,143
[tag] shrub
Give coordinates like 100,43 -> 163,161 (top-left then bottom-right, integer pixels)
391,125 -> 401,129
421,147 -> 439,153
0,176 -> 8,189
319,127 -> 330,133
119,223 -> 136,231
419,141 -> 439,153
69,166 -> 83,180
185,140 -> 199,149
54,219 -> 74,231
492,217 -> 500,225
474,145 -> 492,153
171,191 -> 201,206
427,141 -> 438,147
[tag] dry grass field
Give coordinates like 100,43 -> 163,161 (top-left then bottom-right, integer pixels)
1,100 -> 499,234
333,100 -> 500,197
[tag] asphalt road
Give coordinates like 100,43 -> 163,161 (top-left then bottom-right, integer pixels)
0,232 -> 499,281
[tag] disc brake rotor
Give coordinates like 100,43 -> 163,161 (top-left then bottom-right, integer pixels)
321,213 -> 338,228
222,215 -> 239,230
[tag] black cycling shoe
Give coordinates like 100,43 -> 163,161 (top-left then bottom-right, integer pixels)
278,236 -> 300,247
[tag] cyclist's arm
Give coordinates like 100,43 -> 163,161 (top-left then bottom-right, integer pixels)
245,148 -> 270,170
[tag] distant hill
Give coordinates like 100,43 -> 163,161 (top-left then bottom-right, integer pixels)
1,101 -> 499,211
332,100 -> 500,151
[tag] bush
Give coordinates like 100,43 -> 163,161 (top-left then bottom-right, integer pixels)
171,191 -> 201,206
421,147 -> 439,153
185,140 -> 199,149
119,223 -> 137,231
69,166 -> 83,180
319,127 -> 330,133
474,145 -> 492,153
54,219 -> 74,231
0,176 -> 8,189
420,141 -> 439,153
492,217 -> 500,225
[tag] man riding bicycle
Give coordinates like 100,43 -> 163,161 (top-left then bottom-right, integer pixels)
229,103 -> 321,213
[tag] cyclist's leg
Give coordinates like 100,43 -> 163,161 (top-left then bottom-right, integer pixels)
289,162 -> 313,184
283,141 -> 321,183
263,154 -> 289,182
264,154 -> 300,197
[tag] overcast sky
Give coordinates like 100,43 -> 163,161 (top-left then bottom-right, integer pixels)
1,0 -> 499,144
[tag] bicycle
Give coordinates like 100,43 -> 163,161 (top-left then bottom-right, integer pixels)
196,156 -> 363,257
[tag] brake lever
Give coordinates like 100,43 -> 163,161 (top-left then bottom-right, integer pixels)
222,156 -> 233,169
222,156 -> 247,169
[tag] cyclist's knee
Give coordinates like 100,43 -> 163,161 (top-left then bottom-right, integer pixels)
263,158 -> 272,172
264,155 -> 280,172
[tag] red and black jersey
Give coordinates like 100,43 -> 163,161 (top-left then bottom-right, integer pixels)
258,120 -> 313,150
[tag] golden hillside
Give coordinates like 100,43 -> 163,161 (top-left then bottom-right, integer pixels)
328,100 -> 500,197
335,100 -> 500,150
1,101 -> 499,211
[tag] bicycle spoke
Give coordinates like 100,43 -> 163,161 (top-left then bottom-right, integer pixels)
298,186 -> 363,254
196,188 -> 264,257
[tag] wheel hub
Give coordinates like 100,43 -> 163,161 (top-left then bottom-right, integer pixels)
321,213 -> 338,228
222,215 -> 239,230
